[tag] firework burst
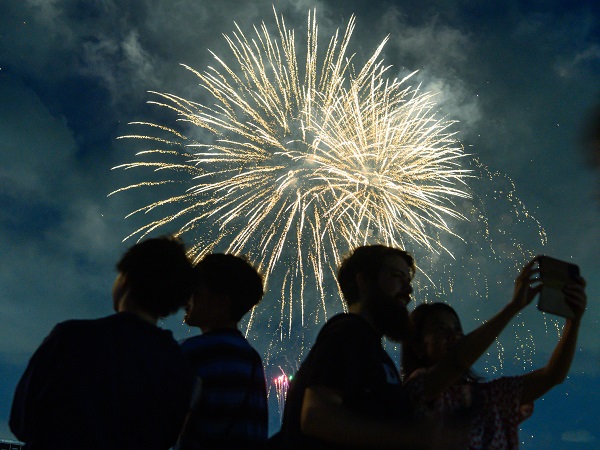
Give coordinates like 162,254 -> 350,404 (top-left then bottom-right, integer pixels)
111,8 -> 472,353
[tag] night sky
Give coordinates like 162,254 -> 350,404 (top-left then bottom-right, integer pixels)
1,1 -> 599,448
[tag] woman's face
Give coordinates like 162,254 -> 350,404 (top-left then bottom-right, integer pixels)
420,309 -> 464,365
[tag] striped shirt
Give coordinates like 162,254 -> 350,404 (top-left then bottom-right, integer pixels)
178,329 -> 268,450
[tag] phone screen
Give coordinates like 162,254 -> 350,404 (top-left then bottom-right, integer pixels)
537,256 -> 580,318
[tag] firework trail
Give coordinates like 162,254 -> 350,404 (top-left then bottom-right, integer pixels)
111,8 -> 546,376
273,370 -> 291,420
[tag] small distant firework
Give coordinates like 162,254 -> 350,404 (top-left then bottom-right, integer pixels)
274,370 -> 291,420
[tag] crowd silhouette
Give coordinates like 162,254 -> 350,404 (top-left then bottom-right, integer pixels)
10,237 -> 587,449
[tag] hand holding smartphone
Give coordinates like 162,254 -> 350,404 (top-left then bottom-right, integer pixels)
537,256 -> 581,319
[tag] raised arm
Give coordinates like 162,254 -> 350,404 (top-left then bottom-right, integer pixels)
415,260 -> 541,401
520,279 -> 587,404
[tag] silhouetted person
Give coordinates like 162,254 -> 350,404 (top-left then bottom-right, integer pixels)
278,244 -> 463,449
10,236 -> 196,450
176,253 -> 268,450
402,258 -> 587,449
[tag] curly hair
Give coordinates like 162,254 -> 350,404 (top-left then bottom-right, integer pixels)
116,235 -> 194,318
193,253 -> 264,322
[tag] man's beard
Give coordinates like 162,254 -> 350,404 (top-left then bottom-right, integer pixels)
370,288 -> 413,343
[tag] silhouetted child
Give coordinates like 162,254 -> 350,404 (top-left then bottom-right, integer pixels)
177,253 -> 268,450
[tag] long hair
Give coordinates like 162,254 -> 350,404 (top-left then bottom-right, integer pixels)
401,302 -> 481,383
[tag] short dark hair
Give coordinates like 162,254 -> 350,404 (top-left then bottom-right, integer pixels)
401,302 -> 480,382
116,236 -> 194,318
193,253 -> 264,322
337,245 -> 415,306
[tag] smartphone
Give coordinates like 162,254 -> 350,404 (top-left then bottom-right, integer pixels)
537,256 -> 580,318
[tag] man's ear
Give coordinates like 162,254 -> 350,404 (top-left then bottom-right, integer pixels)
356,272 -> 368,292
